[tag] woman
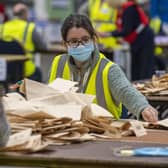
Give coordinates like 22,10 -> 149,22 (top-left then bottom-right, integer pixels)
99,0 -> 155,81
49,14 -> 158,123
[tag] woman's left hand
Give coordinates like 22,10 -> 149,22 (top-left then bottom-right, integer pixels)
141,106 -> 158,123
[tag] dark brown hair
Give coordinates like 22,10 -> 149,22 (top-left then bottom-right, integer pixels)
61,14 -> 97,41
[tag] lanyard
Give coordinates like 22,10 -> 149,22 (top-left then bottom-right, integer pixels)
70,67 -> 91,93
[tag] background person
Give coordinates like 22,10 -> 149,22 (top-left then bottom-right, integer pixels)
79,0 -> 119,50
0,3 -> 46,82
98,0 -> 155,81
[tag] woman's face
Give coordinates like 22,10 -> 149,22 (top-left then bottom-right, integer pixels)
65,27 -> 92,48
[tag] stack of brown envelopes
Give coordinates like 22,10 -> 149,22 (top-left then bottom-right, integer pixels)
1,79 -> 147,153
134,73 -> 168,95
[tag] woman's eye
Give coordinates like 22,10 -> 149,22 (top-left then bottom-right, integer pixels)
82,37 -> 90,43
71,40 -> 78,44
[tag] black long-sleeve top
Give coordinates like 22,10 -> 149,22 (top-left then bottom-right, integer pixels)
112,5 -> 140,37
111,5 -> 154,47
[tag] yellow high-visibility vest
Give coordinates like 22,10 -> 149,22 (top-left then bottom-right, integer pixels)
49,53 -> 122,119
0,19 -> 36,77
89,0 -> 119,49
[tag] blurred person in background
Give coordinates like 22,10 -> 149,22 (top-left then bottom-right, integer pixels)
79,0 -> 120,50
0,3 -> 46,82
0,3 -> 8,24
150,16 -> 167,71
98,0 -> 155,81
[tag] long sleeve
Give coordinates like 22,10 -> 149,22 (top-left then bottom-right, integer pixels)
111,6 -> 140,37
108,64 -> 149,118
0,102 -> 10,147
32,27 -> 47,51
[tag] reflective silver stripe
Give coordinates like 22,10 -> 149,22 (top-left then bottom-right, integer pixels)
135,24 -> 145,34
22,23 -> 30,45
96,59 -> 108,109
56,55 -> 67,78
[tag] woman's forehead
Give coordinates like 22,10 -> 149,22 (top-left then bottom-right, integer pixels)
66,27 -> 90,40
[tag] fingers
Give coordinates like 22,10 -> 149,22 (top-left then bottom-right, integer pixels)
9,80 -> 23,91
142,106 -> 158,123
9,84 -> 20,90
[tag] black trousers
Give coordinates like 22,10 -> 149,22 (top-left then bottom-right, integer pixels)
131,32 -> 155,81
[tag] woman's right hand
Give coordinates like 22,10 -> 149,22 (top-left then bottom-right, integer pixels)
141,106 -> 158,123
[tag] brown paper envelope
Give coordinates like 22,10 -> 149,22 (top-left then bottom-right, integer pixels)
6,129 -> 32,147
45,132 -> 70,139
22,134 -> 42,151
41,123 -> 71,135
157,119 -> 168,128
129,120 -> 147,137
90,104 -> 113,118
29,94 -> 74,106
77,134 -> 96,141
58,132 -> 81,141
81,106 -> 93,121
40,104 -> 82,121
85,118 -> 103,128
5,135 -> 42,152
3,93 -> 26,108
6,101 -> 41,116
110,120 -> 131,131
2,135 -> 48,152
83,123 -> 104,133
0,142 -> 29,152
43,138 -> 70,146
90,133 -> 114,139
23,111 -> 56,120
71,121 -> 83,127
60,133 -> 95,142
7,114 -> 30,123
65,92 -> 95,107
48,78 -> 78,93
104,130 -> 121,138
57,127 -> 90,134
39,118 -> 72,128
21,78 -> 59,100
121,130 -> 134,137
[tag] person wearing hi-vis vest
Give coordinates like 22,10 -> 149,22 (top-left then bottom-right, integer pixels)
0,3 -> 46,82
79,0 -> 119,50
89,0 -> 119,49
98,0 -> 155,81
49,14 -> 158,123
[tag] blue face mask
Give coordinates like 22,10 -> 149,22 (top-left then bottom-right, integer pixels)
68,42 -> 94,62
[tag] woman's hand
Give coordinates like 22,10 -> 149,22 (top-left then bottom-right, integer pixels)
142,106 -> 158,123
9,80 -> 23,90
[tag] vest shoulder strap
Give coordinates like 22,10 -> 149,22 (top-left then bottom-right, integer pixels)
22,22 -> 30,44
56,54 -> 67,78
96,58 -> 109,109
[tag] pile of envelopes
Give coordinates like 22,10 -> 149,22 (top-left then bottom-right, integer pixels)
134,73 -> 168,95
1,78 -> 147,153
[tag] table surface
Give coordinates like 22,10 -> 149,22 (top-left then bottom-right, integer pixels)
147,95 -> 168,102
0,55 -> 28,62
0,129 -> 167,168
